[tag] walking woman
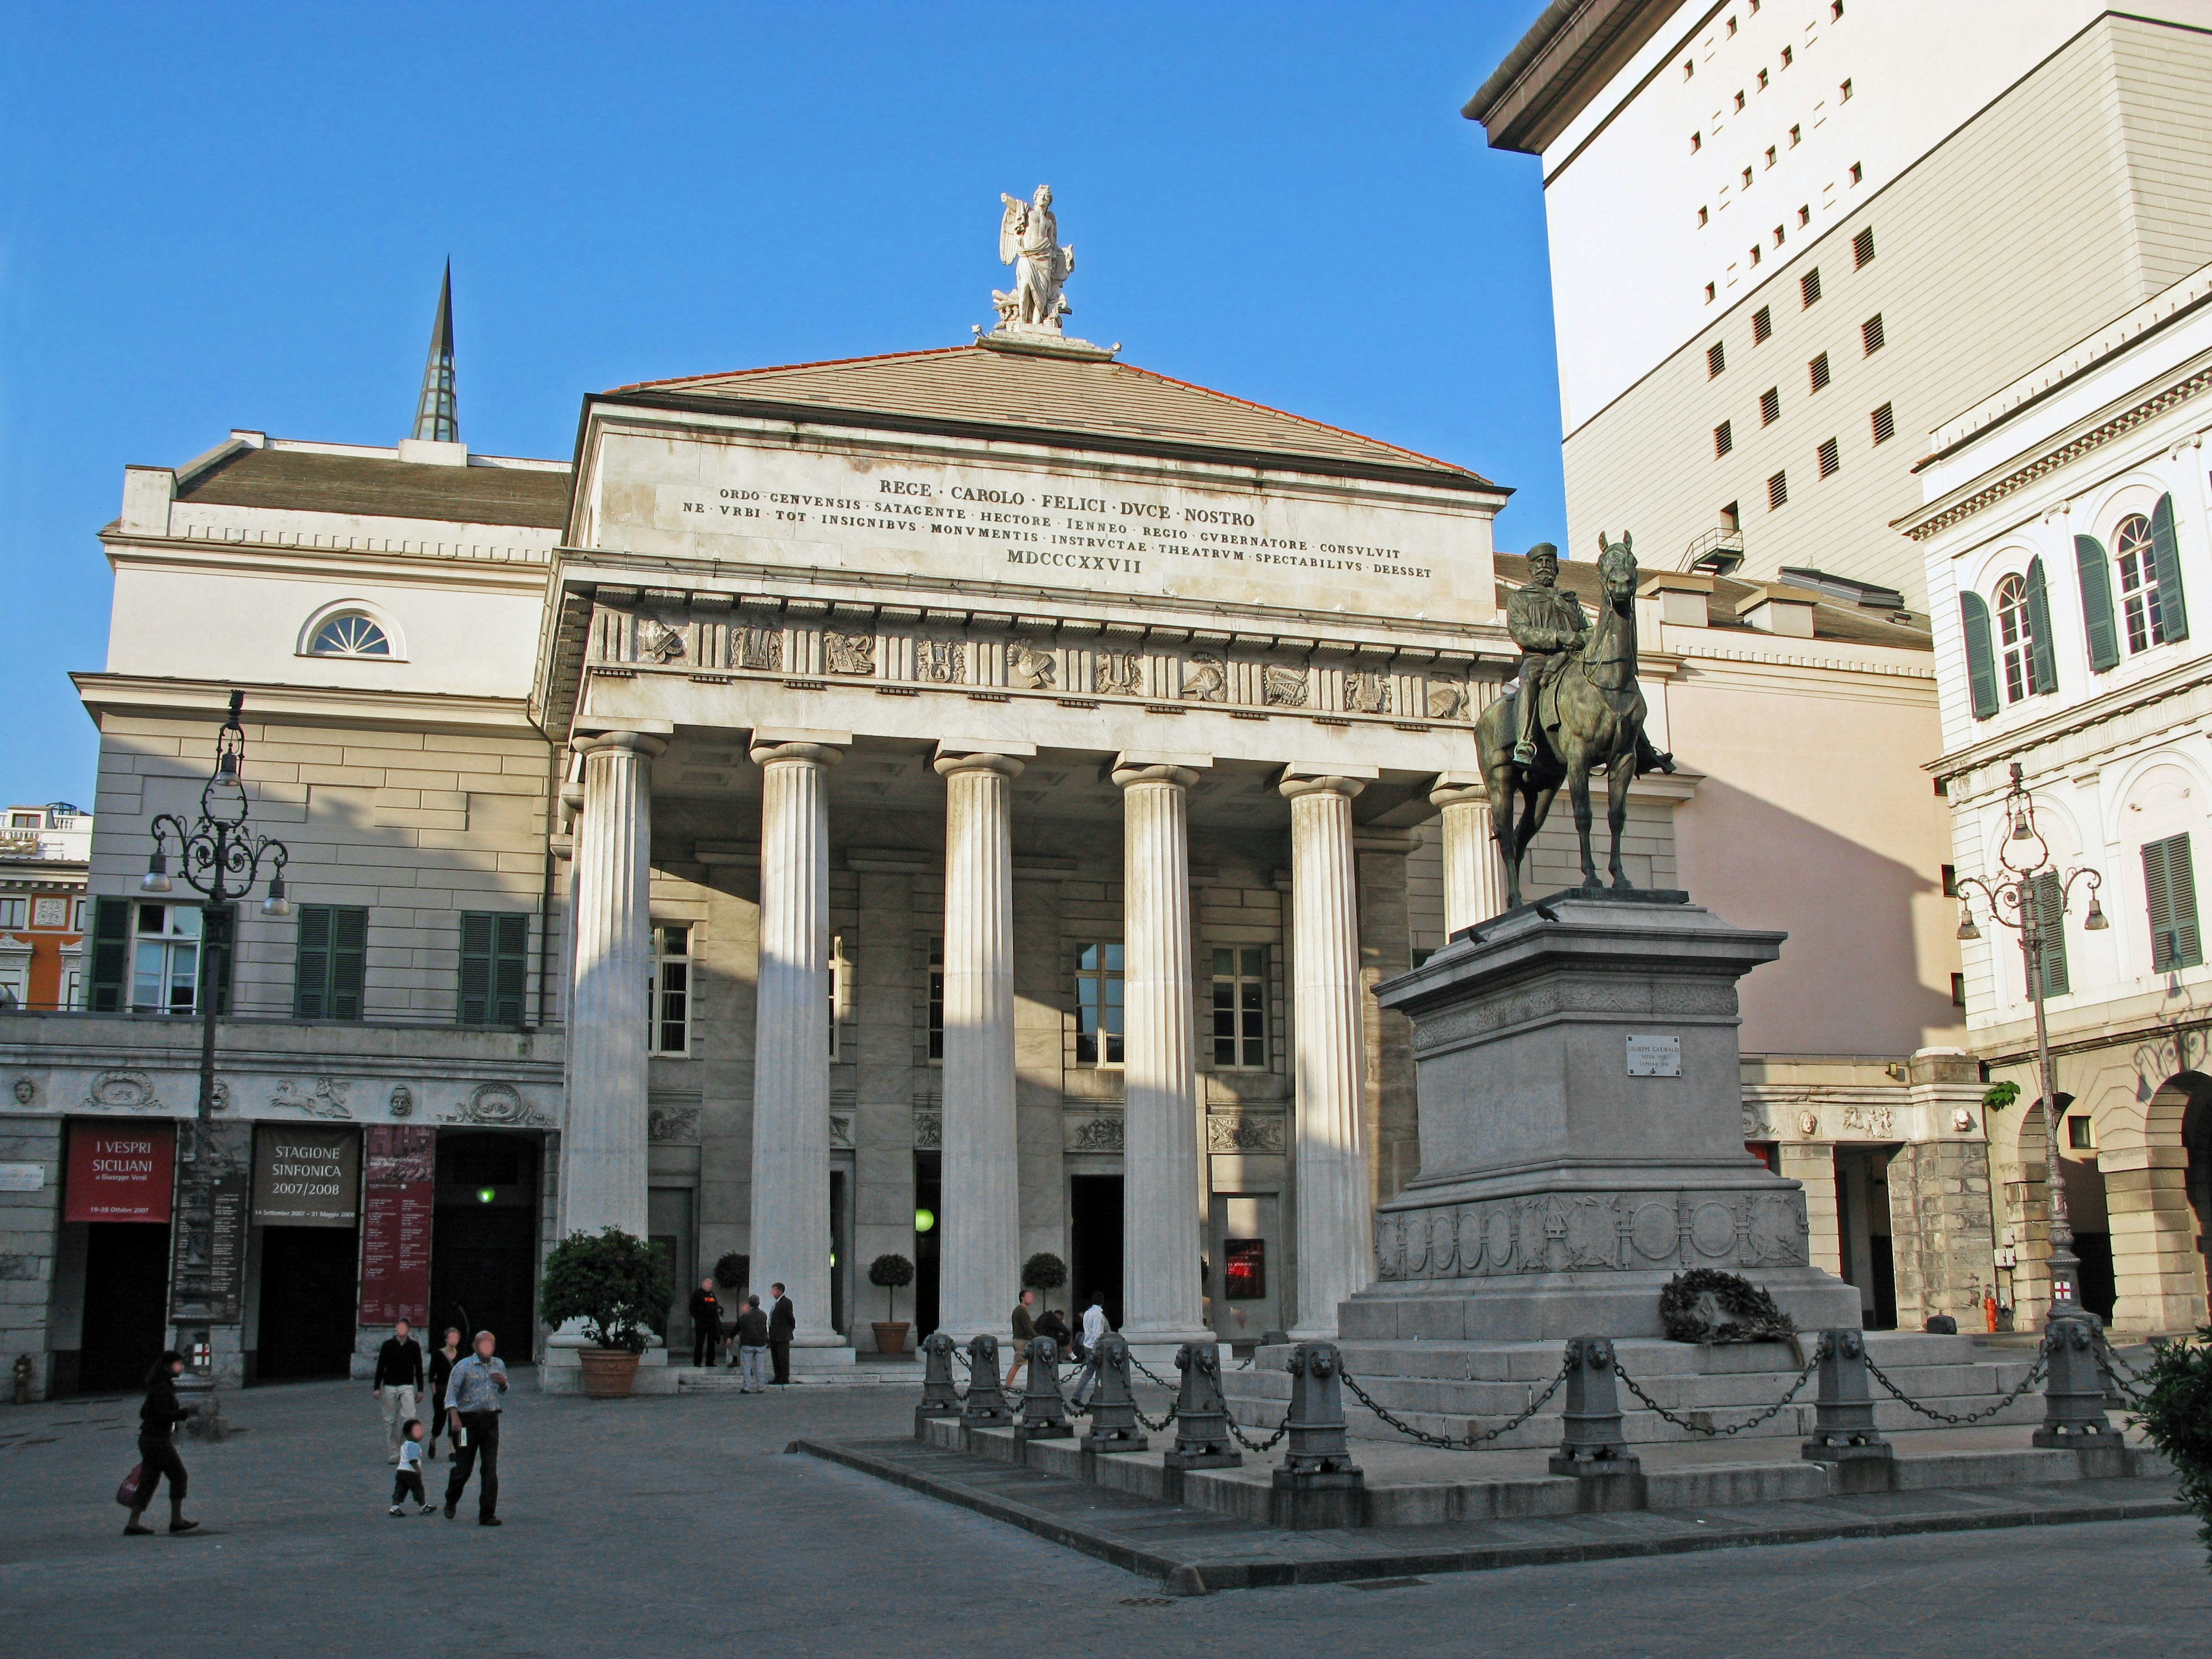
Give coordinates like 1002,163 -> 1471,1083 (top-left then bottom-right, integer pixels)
124,1351 -> 198,1536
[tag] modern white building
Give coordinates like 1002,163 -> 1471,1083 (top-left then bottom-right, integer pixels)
1907,256 -> 2212,1336
1467,0 -> 2212,611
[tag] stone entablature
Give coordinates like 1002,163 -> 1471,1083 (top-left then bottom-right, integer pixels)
582,589 -> 1490,727
1740,1084 -> 1988,1146
1373,1187 -> 1812,1283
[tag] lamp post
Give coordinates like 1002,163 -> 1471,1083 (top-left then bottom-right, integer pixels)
1951,761 -> 2106,1328
142,691 -> 290,1371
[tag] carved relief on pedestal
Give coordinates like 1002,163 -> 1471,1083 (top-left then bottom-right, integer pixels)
1370,1188 -> 1812,1281
824,631 -> 877,676
1263,665 -> 1309,708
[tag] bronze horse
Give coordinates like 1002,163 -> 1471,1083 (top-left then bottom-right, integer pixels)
1474,534 -> 1658,907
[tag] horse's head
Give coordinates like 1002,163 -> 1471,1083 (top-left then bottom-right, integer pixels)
1595,531 -> 1638,609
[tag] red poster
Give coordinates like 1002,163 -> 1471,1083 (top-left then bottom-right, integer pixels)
65,1122 -> 176,1223
358,1125 -> 434,1327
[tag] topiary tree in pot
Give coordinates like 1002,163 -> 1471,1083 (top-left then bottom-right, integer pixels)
868,1253 -> 915,1356
713,1252 -> 750,1293
1022,1252 -> 1068,1298
539,1228 -> 674,1398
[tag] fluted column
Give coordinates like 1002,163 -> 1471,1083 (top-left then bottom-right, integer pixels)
1281,769 -> 1373,1338
749,737 -> 844,1350
565,730 -> 665,1238
1430,772 -> 1508,935
1113,758 -> 1214,1353
934,748 -> 1024,1342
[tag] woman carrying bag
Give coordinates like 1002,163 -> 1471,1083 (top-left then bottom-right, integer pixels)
122,1351 -> 198,1536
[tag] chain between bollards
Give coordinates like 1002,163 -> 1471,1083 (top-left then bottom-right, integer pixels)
1862,1332 -> 2051,1426
1612,1351 -> 1818,1437
1336,1361 -> 1571,1451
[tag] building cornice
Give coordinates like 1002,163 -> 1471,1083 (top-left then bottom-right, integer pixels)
72,673 -> 549,739
101,531 -> 554,594
1898,359 -> 2212,543
1461,0 -> 1682,156
1929,651 -> 2212,788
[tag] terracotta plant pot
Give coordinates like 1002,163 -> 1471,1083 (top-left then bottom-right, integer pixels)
576,1347 -> 641,1399
871,1321 -> 911,1357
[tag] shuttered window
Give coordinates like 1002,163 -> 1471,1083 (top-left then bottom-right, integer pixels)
1800,267 -> 1821,308
293,905 -> 368,1020
1707,342 -> 1726,377
2074,534 -> 2120,671
1809,352 -> 1831,392
2143,833 -> 2202,972
1870,402 -> 1895,444
89,896 -> 129,1011
1959,592 -> 1999,719
1753,305 -> 1772,343
1713,420 -> 1733,457
2029,872 -> 2069,997
1817,437 -> 1840,478
459,912 -> 529,1026
1861,313 -> 1885,354
2148,492 -> 2190,643
1767,470 -> 1789,510
1760,387 -> 1781,425
1853,227 -> 1876,267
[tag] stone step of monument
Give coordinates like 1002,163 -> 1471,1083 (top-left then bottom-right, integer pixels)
1256,1331 -> 2007,1381
672,1363 -> 920,1392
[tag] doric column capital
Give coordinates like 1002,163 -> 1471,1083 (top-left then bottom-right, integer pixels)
571,729 -> 668,760
1428,770 -> 1490,812
1278,768 -> 1370,803
1112,763 -> 1202,791
933,751 -> 1025,781
751,740 -> 845,769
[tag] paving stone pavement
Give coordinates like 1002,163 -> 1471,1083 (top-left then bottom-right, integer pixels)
1,1374 -> 2205,1658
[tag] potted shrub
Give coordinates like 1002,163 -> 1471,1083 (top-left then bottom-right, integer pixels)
538,1227 -> 673,1399
1022,1251 -> 1068,1305
713,1252 -> 749,1296
868,1253 -> 915,1356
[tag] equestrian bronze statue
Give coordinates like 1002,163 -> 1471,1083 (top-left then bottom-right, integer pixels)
1474,536 -> 1673,908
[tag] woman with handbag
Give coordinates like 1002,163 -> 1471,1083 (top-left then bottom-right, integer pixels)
122,1351 -> 197,1536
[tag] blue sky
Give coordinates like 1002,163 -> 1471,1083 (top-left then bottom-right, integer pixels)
0,2 -> 1558,807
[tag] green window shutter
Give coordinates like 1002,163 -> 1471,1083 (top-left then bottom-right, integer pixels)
2031,872 -> 2069,997
2144,833 -> 2203,972
90,896 -> 130,1011
330,906 -> 368,1020
1959,592 -> 1999,719
2150,491 -> 2189,642
2074,535 -> 2120,672
459,912 -> 494,1025
2023,555 -> 2059,694
493,914 -> 529,1026
199,903 -> 234,1017
294,905 -> 332,1018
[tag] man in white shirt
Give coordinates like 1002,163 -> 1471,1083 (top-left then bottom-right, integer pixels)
1070,1291 -> 1111,1407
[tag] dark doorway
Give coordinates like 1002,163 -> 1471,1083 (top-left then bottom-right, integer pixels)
1836,1146 -> 1898,1330
430,1132 -> 539,1359
78,1223 -> 171,1391
2187,1097 -> 2211,1298
1069,1173 -> 1124,1331
2073,1231 -> 2117,1322
256,1228 -> 361,1380
913,1152 -> 941,1337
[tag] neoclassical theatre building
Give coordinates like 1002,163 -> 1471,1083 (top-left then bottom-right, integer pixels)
0,249 -> 1983,1393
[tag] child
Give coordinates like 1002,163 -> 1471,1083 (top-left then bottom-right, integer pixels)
389,1418 -> 434,1517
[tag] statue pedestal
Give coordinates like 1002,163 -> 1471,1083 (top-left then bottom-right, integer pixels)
1350,892 -> 1859,1342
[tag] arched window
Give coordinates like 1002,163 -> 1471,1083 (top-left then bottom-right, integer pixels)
1995,574 -> 2034,703
2116,513 -> 2169,654
308,612 -> 391,658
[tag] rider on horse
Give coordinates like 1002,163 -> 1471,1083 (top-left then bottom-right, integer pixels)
1507,543 -> 1676,778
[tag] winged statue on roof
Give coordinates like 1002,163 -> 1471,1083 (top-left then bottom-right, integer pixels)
993,185 -> 1075,333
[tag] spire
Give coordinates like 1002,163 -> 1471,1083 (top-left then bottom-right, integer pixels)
410,262 -> 459,444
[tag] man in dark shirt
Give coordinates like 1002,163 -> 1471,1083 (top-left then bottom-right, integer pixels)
372,1319 -> 426,1464
767,1282 -> 795,1385
688,1277 -> 724,1368
732,1295 -> 771,1393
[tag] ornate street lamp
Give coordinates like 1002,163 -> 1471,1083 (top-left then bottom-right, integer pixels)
142,691 -> 290,1365
1952,761 -> 2107,1328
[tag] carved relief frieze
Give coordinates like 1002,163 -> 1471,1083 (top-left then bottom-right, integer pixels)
441,1082 -> 551,1128
1180,654 -> 1227,703
1371,1187 -> 1811,1281
1093,653 -> 1142,697
647,1105 -> 701,1144
1426,678 -> 1468,719
917,638 -> 965,685
84,1070 -> 162,1112
636,618 -> 687,664
1066,1113 -> 1126,1151
272,1077 -> 354,1119
1263,664 -> 1309,708
824,631 -> 877,676
912,1109 -> 942,1150
1205,1112 -> 1285,1153
735,625 -> 783,671
1344,671 -> 1391,715
1007,642 -> 1056,689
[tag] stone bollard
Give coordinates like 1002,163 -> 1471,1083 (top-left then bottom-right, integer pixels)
1162,1340 -> 1240,1469
1547,1336 -> 1642,1479
1269,1342 -> 1365,1530
1079,1332 -> 1147,1453
961,1335 -> 1013,1427
1801,1329 -> 1893,1489
2032,1313 -> 2120,1448
915,1331 -> 963,1437
1014,1336 -> 1073,1443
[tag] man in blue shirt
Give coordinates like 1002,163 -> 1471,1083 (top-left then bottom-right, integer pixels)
441,1330 -> 509,1525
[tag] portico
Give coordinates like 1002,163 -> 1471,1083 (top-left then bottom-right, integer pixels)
543,335 -> 1517,1357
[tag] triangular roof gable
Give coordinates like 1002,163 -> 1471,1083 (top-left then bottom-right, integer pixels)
597,344 -> 1499,491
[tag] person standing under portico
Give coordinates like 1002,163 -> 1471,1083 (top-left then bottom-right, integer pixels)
766,1282 -> 795,1385
372,1318 -> 425,1464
